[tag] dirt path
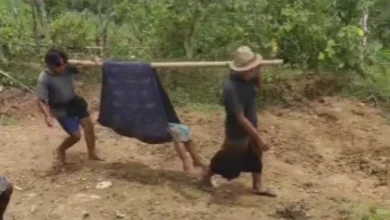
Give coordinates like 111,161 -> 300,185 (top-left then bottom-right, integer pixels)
1,95 -> 390,220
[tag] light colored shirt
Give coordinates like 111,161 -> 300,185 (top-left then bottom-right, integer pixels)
36,69 -> 76,117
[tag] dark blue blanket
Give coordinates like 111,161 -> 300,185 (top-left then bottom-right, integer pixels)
98,61 -> 180,144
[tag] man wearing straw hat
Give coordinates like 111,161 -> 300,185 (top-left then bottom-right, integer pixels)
201,46 -> 276,197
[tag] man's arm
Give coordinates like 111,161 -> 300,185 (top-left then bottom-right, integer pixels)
255,68 -> 263,89
65,64 -> 79,74
236,112 -> 264,145
36,80 -> 52,119
224,87 -> 263,145
37,100 -> 52,119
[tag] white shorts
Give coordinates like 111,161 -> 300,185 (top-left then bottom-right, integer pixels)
167,123 -> 191,143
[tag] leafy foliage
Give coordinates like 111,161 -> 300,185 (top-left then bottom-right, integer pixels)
0,0 -> 389,106
0,0 -> 388,66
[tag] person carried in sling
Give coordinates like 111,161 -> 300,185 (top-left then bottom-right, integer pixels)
167,123 -> 208,176
37,49 -> 103,167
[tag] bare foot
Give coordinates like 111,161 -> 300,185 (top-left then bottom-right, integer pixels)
199,174 -> 215,192
252,189 -> 277,197
183,161 -> 195,176
194,161 -> 208,169
47,160 -> 66,176
56,148 -> 66,164
88,152 -> 104,161
193,158 -> 208,173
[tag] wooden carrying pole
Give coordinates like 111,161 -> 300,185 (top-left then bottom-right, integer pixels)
68,59 -> 283,67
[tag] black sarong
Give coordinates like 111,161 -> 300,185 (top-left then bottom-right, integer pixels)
210,139 -> 263,180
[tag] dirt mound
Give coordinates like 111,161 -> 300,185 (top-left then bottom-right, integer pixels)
0,90 -> 389,220
0,88 -> 37,118
263,97 -> 390,183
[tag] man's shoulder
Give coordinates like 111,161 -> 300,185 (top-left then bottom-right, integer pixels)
222,77 -> 234,88
38,71 -> 50,82
222,78 -> 236,93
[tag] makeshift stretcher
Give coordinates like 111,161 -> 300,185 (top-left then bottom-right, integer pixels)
68,59 -> 283,144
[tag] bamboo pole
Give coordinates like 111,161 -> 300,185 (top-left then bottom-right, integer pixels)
68,59 -> 283,67
0,69 -> 35,93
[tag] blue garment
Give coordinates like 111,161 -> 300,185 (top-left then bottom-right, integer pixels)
55,95 -> 90,134
98,61 -> 180,144
57,116 -> 80,134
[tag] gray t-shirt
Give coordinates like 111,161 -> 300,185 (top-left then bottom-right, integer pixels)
222,72 -> 258,140
36,69 -> 76,117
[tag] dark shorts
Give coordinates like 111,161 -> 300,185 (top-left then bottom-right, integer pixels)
54,96 -> 89,135
57,114 -> 88,135
210,138 -> 263,180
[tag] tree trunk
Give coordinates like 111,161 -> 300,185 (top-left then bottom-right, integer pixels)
102,30 -> 108,57
34,0 -> 50,40
361,6 -> 369,65
96,0 -> 104,56
183,4 -> 207,59
9,0 -> 19,19
31,2 -> 40,52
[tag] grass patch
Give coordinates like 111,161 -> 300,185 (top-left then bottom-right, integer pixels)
362,207 -> 390,220
0,115 -> 19,126
339,203 -> 390,220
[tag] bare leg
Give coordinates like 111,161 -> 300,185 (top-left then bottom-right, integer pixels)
0,180 -> 13,220
251,173 -> 276,197
184,140 -> 208,170
252,172 -> 262,191
173,142 -> 194,175
80,117 -> 103,161
200,169 -> 215,191
56,131 -> 81,165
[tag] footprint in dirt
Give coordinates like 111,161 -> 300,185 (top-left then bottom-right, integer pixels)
272,205 -> 308,220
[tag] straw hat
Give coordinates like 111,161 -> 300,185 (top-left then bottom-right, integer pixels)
229,46 -> 263,72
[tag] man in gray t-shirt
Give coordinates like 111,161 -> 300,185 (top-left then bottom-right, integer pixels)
36,49 -> 103,166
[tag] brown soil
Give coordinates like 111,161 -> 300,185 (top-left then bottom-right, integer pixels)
0,88 -> 389,220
